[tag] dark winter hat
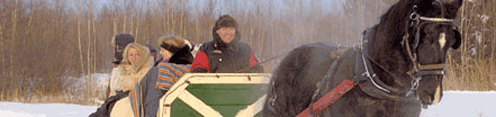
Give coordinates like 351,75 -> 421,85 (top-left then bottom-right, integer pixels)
212,15 -> 240,46
112,34 -> 135,64
215,15 -> 238,29
144,45 -> 157,60
158,36 -> 188,54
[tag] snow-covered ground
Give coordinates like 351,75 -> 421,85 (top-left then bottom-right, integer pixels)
420,91 -> 496,117
0,91 -> 494,117
0,102 -> 97,117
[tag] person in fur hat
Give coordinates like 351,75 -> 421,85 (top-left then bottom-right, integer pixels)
191,14 -> 263,73
156,36 -> 194,65
154,36 -> 194,90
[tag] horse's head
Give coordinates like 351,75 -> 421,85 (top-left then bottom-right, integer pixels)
367,0 -> 463,106
409,0 -> 463,106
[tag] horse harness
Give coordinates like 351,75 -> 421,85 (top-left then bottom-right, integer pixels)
293,2 -> 458,116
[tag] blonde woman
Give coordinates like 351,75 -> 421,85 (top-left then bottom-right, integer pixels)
111,43 -> 154,117
109,34 -> 135,97
116,43 -> 154,91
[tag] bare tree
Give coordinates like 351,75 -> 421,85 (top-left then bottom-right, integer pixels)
135,1 -> 141,42
76,0 -> 85,95
180,0 -> 185,37
0,14 -> 4,76
10,0 -> 19,98
86,0 -> 94,98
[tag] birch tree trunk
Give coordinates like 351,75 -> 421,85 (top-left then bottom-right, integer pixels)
195,0 -> 200,43
171,5 -> 175,35
0,2 -> 5,99
135,4 -> 141,42
87,7 -> 92,98
0,19 -> 4,76
10,0 -> 19,98
180,0 -> 184,37
123,0 -> 128,34
113,1 -> 118,36
77,2 -> 85,92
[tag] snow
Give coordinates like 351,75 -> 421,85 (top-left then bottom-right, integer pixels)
0,102 -> 97,117
0,91 -> 494,117
420,91 -> 496,117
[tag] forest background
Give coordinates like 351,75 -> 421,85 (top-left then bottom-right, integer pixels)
0,0 -> 494,105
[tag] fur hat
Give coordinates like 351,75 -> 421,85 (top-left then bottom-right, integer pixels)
158,36 -> 189,54
112,34 -> 135,65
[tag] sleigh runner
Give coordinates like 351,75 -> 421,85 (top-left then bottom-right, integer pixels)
158,73 -> 271,117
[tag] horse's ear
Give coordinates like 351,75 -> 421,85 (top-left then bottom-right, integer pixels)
451,0 -> 463,9
447,0 -> 463,13
452,29 -> 461,49
444,0 -> 463,19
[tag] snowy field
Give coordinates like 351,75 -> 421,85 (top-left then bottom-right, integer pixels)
0,102 -> 96,117
0,91 -> 494,117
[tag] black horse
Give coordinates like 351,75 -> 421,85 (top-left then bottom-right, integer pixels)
262,0 -> 463,116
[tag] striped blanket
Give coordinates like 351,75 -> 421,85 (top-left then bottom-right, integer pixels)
155,63 -> 190,90
129,63 -> 190,117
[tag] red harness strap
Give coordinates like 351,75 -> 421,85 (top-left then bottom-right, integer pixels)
296,80 -> 355,117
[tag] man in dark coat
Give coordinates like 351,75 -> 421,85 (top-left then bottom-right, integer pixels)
191,15 -> 263,73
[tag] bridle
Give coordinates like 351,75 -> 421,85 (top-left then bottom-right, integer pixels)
362,0 -> 459,98
403,0 -> 460,96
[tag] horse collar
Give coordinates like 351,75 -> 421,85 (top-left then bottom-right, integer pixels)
354,29 -> 419,100
353,50 -> 414,101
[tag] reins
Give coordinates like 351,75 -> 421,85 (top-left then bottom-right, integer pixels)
235,51 -> 290,73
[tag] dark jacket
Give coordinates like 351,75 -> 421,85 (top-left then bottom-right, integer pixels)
169,46 -> 193,64
191,40 -> 263,73
89,91 -> 129,117
154,46 -> 194,66
191,15 -> 263,73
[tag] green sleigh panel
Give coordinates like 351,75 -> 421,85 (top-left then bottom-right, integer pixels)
158,73 -> 271,117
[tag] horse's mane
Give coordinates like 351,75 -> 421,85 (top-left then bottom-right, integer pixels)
365,0 -> 417,85
373,0 -> 412,51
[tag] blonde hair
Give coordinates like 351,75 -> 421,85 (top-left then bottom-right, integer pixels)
121,43 -> 151,73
